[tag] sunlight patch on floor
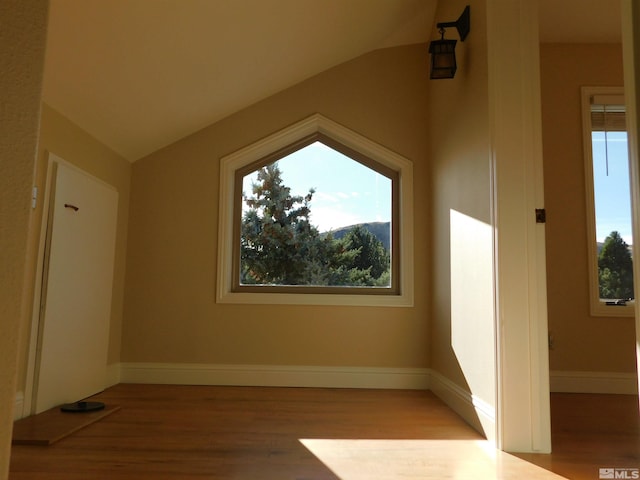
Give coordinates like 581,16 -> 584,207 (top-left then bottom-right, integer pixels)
299,439 -> 567,480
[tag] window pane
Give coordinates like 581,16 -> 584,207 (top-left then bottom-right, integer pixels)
240,141 -> 392,288
591,130 -> 634,301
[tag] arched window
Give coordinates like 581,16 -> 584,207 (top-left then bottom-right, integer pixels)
217,114 -> 414,306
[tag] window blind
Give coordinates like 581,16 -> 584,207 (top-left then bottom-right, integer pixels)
591,94 -> 626,132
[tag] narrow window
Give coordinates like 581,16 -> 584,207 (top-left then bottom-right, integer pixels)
582,87 -> 634,316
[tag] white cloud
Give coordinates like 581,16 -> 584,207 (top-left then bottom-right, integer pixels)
310,207 -> 361,232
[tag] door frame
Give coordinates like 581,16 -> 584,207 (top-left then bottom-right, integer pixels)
488,0 -> 552,453
22,152 -> 57,417
620,0 -> 640,405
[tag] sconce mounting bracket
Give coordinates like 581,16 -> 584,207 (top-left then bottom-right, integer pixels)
436,5 -> 470,42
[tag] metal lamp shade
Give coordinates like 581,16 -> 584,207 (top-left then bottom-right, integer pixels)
429,39 -> 457,79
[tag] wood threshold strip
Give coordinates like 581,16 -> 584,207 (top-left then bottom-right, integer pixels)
12,404 -> 121,446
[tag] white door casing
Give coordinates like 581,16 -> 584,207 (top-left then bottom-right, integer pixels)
621,0 -> 640,408
487,0 -> 552,453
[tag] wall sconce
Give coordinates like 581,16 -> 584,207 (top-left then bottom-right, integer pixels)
429,6 -> 470,79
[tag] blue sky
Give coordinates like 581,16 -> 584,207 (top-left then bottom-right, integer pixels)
242,141 -> 392,232
592,132 -> 633,244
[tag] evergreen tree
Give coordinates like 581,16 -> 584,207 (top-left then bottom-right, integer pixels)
241,162 -> 348,285
242,162 -> 311,284
240,162 -> 392,287
341,225 -> 390,285
598,230 -> 634,299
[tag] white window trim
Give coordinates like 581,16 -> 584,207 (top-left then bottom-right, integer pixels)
581,86 -> 634,317
217,114 -> 414,306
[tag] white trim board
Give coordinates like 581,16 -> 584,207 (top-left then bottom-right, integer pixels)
118,363 -> 430,390
428,370 -> 497,443
14,391 -> 24,420
550,371 -> 638,394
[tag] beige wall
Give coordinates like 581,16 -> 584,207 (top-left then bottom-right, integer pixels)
122,44 -> 430,369
15,104 -> 131,396
541,43 -> 636,373
0,1 -> 48,476
427,0 -> 496,432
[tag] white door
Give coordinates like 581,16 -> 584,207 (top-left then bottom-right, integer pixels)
34,161 -> 118,414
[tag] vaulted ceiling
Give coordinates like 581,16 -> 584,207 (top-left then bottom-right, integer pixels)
42,0 -> 622,162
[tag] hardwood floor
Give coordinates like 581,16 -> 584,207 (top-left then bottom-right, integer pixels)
9,385 -> 638,479
514,393 -> 640,480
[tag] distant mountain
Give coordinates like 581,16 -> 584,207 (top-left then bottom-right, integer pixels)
324,221 -> 391,251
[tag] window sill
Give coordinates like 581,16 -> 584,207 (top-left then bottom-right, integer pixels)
216,290 -> 413,307
590,300 -> 635,318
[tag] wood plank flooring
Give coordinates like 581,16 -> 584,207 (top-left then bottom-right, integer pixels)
514,393 -> 640,480
8,385 -> 638,479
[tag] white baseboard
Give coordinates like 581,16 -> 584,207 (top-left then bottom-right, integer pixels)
14,391 -> 24,420
429,370 -> 496,443
119,363 -> 430,390
550,370 -> 638,394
